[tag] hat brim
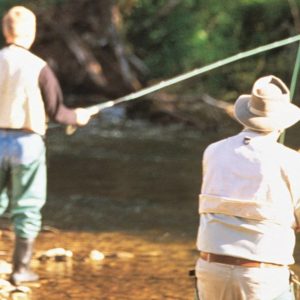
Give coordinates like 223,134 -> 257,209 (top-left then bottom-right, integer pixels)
234,95 -> 300,132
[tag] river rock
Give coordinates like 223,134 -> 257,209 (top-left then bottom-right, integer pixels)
89,250 -> 105,261
38,248 -> 73,262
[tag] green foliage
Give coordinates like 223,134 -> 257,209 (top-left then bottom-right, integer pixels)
1,0 -> 300,100
124,0 -> 300,97
125,0 -> 203,77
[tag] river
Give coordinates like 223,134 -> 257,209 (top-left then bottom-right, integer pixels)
1,112 -> 300,300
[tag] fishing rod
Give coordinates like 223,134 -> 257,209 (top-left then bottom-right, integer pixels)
66,34 -> 300,135
279,41 -> 300,144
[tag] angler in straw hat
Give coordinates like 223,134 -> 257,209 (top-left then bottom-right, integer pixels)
195,75 -> 300,299
0,6 -> 94,285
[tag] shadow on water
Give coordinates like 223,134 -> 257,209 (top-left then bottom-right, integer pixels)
44,116 -> 215,237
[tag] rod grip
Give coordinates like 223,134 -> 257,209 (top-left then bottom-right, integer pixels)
65,125 -> 78,135
64,101 -> 113,135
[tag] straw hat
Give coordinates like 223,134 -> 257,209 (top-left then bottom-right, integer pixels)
234,75 -> 300,132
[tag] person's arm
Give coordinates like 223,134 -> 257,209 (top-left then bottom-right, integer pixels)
285,152 -> 300,232
38,65 -> 91,126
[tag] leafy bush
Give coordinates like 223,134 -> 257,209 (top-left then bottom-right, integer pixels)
124,0 -> 299,97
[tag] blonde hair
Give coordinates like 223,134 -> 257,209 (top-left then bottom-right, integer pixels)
2,6 -> 36,41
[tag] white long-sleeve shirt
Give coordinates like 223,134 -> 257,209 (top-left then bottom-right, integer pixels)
197,130 -> 300,265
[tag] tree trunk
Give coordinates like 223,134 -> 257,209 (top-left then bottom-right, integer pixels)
34,0 -> 142,103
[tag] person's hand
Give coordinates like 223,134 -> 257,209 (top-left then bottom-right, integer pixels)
75,108 -> 93,126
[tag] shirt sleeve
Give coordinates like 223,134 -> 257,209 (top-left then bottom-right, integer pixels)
39,65 -> 78,125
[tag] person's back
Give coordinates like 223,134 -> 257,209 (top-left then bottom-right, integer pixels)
0,45 -> 47,134
198,130 -> 300,262
195,75 -> 300,300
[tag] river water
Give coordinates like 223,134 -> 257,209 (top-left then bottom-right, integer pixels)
2,112 -> 300,299
41,115 -> 208,300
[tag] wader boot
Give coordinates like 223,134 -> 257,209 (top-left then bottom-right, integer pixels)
10,237 -> 39,285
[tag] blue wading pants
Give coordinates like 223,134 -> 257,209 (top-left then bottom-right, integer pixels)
0,130 -> 46,239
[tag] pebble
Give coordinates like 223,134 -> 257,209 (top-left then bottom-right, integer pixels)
0,261 -> 12,274
89,250 -> 105,261
38,248 -> 73,262
0,279 -> 31,300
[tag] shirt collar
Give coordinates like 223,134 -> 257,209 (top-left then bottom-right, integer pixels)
6,43 -> 28,50
239,129 -> 280,144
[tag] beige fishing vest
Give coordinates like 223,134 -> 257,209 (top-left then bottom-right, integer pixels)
0,45 -> 47,135
199,194 -> 295,226
199,131 -> 298,227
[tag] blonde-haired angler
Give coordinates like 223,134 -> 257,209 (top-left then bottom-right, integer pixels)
0,6 -> 94,285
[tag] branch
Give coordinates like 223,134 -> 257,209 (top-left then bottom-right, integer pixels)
109,4 -> 142,90
43,15 -> 110,91
157,0 -> 182,18
202,94 -> 235,118
287,0 -> 300,33
62,30 -> 109,88
147,92 -> 235,119
136,0 -> 182,32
